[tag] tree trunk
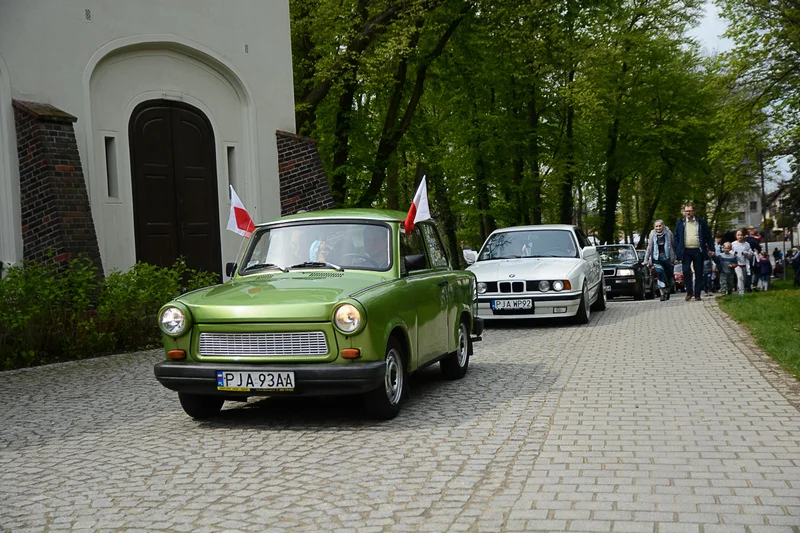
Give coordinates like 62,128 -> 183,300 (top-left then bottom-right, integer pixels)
528,90 -> 543,224
356,5 -> 472,207
560,69 -> 576,225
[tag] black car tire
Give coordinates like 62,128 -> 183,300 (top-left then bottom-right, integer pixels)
645,278 -> 655,299
633,281 -> 645,301
590,279 -> 607,311
441,320 -> 470,380
573,284 -> 591,324
178,393 -> 224,419
364,339 -> 406,420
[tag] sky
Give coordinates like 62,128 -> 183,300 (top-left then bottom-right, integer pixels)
689,2 -> 734,55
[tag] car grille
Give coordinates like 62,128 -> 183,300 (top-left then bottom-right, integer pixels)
198,332 -> 328,357
499,281 -> 526,293
603,268 -> 615,276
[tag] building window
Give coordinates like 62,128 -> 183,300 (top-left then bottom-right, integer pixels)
226,146 -> 237,189
104,136 -> 118,199
749,201 -> 758,212
737,212 -> 746,223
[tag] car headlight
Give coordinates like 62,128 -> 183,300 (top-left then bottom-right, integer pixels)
552,280 -> 565,291
477,282 -> 487,294
159,306 -> 188,337
334,304 -> 362,333
617,269 -> 635,276
538,280 -> 550,292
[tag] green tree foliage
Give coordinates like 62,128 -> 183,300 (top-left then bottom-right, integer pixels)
290,0 -> 760,249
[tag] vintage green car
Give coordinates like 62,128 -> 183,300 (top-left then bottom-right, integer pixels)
154,209 -> 483,420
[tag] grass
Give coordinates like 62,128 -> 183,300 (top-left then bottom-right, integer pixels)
716,269 -> 800,381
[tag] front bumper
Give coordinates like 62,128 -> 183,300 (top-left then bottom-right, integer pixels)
604,277 -> 639,296
476,293 -> 581,320
154,360 -> 386,397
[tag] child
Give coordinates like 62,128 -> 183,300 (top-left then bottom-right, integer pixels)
758,251 -> 772,291
703,257 -> 714,295
714,242 -> 739,296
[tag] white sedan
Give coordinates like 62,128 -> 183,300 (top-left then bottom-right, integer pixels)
465,225 -> 605,323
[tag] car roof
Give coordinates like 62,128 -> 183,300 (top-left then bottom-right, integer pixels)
258,208 -> 407,227
491,224 -> 576,233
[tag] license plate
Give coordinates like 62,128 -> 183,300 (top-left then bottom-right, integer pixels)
492,299 -> 533,310
216,371 -> 295,392
605,285 -> 611,291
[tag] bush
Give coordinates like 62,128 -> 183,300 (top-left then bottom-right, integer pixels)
0,257 -> 219,370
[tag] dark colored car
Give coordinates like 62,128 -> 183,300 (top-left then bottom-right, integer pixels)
597,245 -> 655,300
674,270 -> 685,292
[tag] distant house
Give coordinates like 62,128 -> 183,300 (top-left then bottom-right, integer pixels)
0,0 -> 333,277
727,188 -> 763,232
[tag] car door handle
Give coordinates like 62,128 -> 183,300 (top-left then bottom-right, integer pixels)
438,281 -> 448,287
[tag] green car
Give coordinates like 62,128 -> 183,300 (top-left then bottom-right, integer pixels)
154,209 -> 483,420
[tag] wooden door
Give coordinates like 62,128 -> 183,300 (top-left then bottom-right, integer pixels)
129,100 -> 221,276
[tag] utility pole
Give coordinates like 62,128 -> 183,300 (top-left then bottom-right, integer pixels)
759,149 -> 769,255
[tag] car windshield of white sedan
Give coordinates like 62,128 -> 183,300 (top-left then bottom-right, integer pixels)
597,245 -> 637,265
241,222 -> 391,273
478,229 -> 578,260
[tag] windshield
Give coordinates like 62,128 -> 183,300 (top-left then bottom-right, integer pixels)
478,229 -> 578,260
240,222 -> 392,273
597,245 -> 638,265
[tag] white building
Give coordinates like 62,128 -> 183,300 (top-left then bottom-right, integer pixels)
0,0 -> 321,276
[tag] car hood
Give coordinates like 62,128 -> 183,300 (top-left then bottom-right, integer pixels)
175,271 -> 387,323
467,257 -> 583,280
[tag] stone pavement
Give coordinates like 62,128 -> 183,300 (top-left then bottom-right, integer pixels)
1,297 -> 798,532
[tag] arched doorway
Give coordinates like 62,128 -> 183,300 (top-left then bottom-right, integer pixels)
129,100 -> 221,276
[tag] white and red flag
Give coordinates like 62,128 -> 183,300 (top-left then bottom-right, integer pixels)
404,177 -> 431,234
226,185 -> 256,238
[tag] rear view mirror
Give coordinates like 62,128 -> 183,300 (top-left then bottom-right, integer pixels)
225,262 -> 237,277
463,250 -> 478,265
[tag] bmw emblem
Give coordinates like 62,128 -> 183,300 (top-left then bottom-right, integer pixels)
509,274 -> 516,278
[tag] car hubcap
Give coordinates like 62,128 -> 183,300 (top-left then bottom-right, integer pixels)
384,349 -> 403,405
457,323 -> 468,367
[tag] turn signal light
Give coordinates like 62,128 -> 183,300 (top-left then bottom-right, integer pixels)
563,281 -> 571,290
341,349 -> 360,359
167,349 -> 186,360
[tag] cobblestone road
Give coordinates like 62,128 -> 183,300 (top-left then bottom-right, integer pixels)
1,297 -> 799,533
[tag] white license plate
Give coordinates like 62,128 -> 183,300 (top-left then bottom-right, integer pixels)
492,299 -> 533,310
605,285 -> 611,291
216,371 -> 295,392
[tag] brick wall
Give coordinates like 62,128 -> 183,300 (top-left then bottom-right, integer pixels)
13,100 -> 103,274
276,130 -> 335,215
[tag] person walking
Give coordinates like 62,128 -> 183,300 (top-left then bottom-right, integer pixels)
731,229 -> 754,296
715,242 -> 738,295
674,204 -> 715,301
644,219 -> 675,301
744,227 -> 762,291
757,251 -> 772,291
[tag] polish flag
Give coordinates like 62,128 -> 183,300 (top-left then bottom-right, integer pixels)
226,185 -> 256,238
404,176 -> 431,234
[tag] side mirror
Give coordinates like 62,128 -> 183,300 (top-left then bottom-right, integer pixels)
403,254 -> 427,272
463,250 -> 478,265
225,262 -> 237,278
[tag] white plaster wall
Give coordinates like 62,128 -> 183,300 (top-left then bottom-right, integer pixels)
0,0 -> 296,274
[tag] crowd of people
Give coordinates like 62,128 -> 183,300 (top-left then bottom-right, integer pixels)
643,204 -> 800,301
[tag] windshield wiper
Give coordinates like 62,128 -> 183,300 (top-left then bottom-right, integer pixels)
493,255 -> 520,259
289,261 -> 344,272
243,263 -> 287,273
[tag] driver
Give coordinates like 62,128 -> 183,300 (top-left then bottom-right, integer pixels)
362,225 -> 389,268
